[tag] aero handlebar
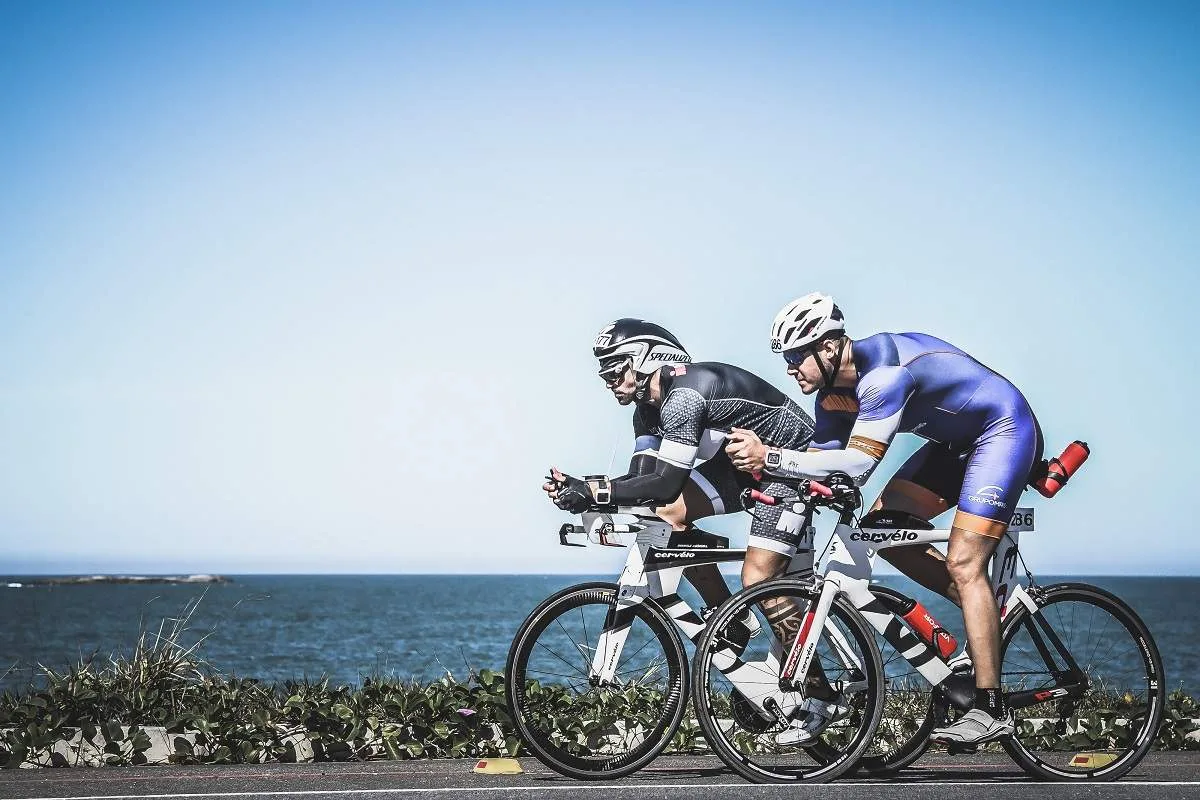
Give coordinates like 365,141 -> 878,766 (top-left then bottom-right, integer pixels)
748,479 -> 833,506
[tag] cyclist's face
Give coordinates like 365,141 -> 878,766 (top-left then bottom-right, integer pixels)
785,347 -> 824,395
603,363 -> 638,405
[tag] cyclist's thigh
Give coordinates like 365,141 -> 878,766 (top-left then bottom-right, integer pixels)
952,409 -> 1042,540
746,476 -> 812,558
681,448 -> 749,520
877,441 -> 963,519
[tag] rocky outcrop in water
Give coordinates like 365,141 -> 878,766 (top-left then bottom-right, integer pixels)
22,575 -> 231,586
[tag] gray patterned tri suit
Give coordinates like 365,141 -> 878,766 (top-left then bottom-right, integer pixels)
613,362 -> 817,556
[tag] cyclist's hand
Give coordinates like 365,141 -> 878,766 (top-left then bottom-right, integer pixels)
543,466 -> 567,502
725,427 -> 766,473
550,471 -> 594,513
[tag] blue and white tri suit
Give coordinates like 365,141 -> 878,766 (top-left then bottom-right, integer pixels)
770,333 -> 1043,537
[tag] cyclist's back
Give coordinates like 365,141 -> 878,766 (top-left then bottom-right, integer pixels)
816,332 -> 1037,453
636,361 -> 815,470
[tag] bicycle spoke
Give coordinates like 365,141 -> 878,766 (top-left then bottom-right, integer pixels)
534,639 -> 590,678
507,587 -> 685,780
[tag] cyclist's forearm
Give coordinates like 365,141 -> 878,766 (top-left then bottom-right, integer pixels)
767,446 -> 879,485
608,461 -> 690,505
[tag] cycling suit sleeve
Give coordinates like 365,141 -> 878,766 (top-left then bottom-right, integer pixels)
610,409 -> 663,480
809,403 -> 853,451
609,388 -> 702,504
615,434 -> 662,479
769,367 -> 916,484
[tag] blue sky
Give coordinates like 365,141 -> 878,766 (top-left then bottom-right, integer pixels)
1,1 -> 1197,574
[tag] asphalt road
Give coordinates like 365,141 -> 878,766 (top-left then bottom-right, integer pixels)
1,753 -> 1198,800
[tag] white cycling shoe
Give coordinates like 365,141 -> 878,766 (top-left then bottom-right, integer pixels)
931,708 -> 1015,746
773,695 -> 849,746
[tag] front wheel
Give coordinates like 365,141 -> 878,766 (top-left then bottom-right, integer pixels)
1000,583 -> 1165,781
691,578 -> 885,783
504,582 -> 688,779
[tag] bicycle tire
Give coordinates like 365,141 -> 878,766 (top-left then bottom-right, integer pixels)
999,582 -> 1165,781
691,578 -> 885,783
504,581 -> 689,779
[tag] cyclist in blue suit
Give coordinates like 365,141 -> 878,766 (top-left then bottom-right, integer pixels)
725,293 -> 1044,746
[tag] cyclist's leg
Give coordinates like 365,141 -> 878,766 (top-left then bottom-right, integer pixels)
933,410 -> 1042,744
738,477 -> 835,692
874,442 -> 963,602
741,475 -> 805,635
947,412 -> 1042,690
741,475 -> 811,589
739,477 -> 844,738
658,449 -> 745,608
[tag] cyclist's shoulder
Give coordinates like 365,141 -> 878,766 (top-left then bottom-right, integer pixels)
875,331 -> 975,364
855,332 -> 971,379
663,361 -> 724,393
681,361 -> 781,394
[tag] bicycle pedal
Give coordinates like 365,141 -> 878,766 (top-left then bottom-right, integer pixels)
946,742 -> 979,756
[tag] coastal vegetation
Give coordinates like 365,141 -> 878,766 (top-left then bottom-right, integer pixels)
1,608 -> 1196,767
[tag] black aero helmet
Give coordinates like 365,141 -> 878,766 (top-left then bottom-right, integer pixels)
593,318 -> 690,382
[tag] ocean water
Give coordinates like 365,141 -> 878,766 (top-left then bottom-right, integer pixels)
1,574 -> 1197,694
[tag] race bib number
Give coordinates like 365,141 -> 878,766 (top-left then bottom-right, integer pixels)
1007,507 -> 1035,532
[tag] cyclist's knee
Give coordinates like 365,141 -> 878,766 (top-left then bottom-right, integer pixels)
742,547 -> 789,587
945,547 -> 989,585
655,495 -> 691,529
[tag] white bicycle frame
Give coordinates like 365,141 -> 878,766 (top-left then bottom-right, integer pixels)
561,508 -> 811,685
560,501 -> 1034,716
781,506 -> 1037,695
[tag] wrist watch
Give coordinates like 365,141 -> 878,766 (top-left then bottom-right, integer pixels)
765,448 -> 782,471
585,475 -> 612,505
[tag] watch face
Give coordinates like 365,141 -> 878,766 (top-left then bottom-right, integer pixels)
766,450 -> 781,468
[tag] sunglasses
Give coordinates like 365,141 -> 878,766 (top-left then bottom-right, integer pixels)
598,360 -> 630,386
782,347 -> 812,366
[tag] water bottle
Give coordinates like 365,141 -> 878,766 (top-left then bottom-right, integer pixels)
894,596 -> 957,659
1033,440 -> 1090,498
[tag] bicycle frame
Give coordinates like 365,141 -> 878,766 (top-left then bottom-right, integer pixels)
562,495 -> 1056,706
561,493 -> 1088,723
779,505 -> 1036,696
559,508 -> 814,688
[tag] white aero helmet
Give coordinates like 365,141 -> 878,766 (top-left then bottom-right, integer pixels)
593,318 -> 690,382
770,293 -> 845,353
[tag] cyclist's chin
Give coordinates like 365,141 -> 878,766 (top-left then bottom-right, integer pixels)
794,377 -> 819,395
612,392 -> 634,406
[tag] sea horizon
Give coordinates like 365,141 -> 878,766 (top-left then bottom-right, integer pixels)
3,574 -> 1198,695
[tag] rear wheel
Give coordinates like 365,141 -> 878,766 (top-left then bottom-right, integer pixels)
1000,583 -> 1165,781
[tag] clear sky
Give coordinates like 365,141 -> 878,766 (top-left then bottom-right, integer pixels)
1,1 -> 1197,575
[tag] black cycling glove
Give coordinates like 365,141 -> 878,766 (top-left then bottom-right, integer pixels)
553,473 -> 595,513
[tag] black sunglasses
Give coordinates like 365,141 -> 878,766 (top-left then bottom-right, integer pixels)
598,360 -> 630,385
782,347 -> 812,366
